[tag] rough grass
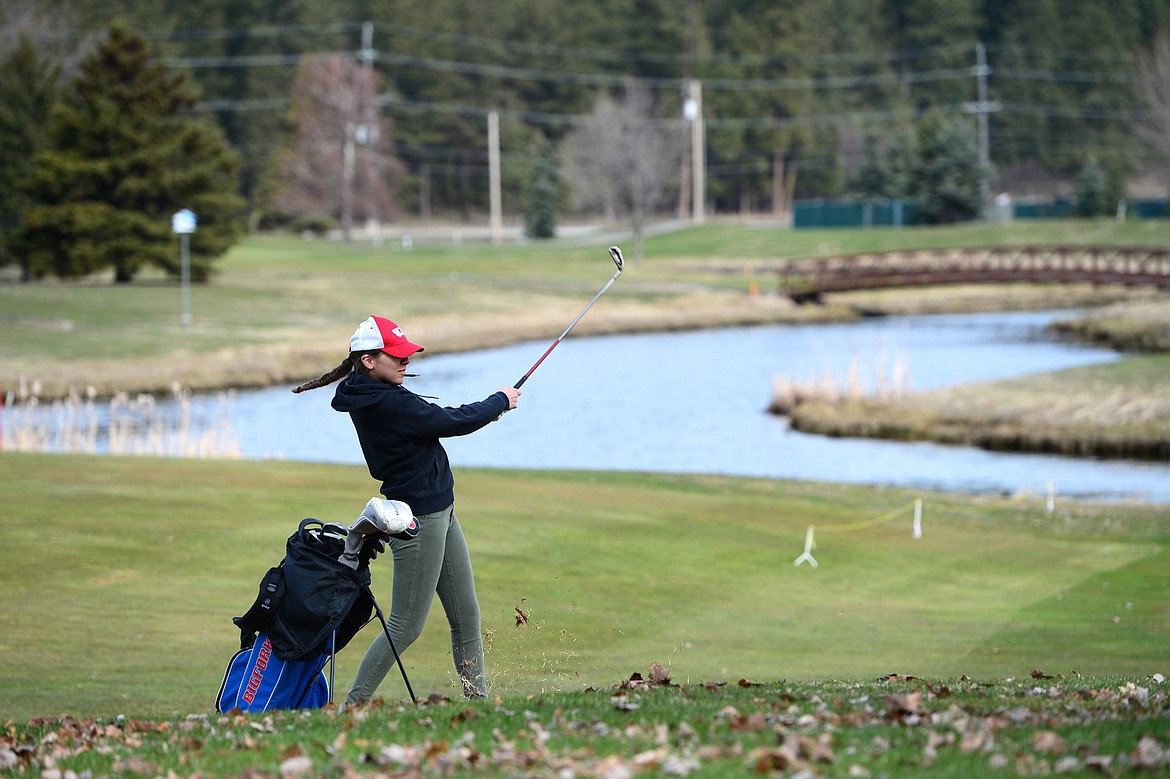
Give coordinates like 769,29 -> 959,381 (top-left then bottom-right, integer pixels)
1,453 -> 1167,724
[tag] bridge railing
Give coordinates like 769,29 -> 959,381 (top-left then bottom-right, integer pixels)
776,246 -> 1170,300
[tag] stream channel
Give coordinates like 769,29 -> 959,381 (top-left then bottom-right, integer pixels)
214,309 -> 1170,503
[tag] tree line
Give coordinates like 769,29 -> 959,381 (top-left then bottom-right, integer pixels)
2,0 -> 1169,281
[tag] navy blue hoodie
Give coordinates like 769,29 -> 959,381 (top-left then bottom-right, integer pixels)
331,372 -> 509,515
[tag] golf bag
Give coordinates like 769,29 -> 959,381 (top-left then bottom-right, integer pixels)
215,631 -> 333,712
215,517 -> 415,713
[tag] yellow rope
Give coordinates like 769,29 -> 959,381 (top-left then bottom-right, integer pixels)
811,500 -> 918,534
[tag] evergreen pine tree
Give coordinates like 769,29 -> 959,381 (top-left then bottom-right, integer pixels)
0,35 -> 61,279
1072,158 -> 1110,216
849,137 -> 892,199
523,139 -> 558,239
913,112 -> 987,223
14,22 -> 244,282
880,0 -> 981,109
849,128 -> 918,200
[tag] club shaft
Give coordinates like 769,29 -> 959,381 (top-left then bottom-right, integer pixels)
514,269 -> 620,388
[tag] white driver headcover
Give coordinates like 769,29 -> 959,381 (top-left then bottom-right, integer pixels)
339,498 -> 416,569
354,497 -> 415,536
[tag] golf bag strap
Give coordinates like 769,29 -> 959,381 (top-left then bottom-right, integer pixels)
232,564 -> 285,649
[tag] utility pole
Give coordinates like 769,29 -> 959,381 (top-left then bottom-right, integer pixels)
684,79 -> 705,224
360,20 -> 374,70
678,0 -> 699,221
360,21 -> 382,246
962,42 -> 1001,208
341,120 -> 355,240
488,110 -> 503,244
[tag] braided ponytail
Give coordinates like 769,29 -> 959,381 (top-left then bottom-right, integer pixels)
291,354 -> 357,393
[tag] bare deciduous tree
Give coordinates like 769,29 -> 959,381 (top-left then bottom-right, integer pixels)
560,83 -> 683,260
274,54 -> 399,240
1132,29 -> 1170,186
0,1 -> 92,68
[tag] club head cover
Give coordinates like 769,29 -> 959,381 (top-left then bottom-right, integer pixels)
354,497 -> 419,540
340,499 -> 419,568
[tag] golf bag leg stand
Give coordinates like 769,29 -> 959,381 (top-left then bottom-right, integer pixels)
328,631 -> 336,705
370,595 -> 417,704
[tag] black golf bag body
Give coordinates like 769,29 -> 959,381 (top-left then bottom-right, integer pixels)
215,518 -> 411,712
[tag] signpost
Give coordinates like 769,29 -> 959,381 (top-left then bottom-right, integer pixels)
171,209 -> 196,325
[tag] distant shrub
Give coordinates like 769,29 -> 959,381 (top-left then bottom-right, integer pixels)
290,214 -> 336,236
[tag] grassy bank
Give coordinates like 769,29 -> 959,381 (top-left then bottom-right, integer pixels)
1050,299 -> 1170,352
3,218 -> 1169,399
779,353 -> 1170,461
2,453 -> 1167,724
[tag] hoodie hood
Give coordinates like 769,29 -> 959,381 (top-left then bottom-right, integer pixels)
331,372 -> 400,413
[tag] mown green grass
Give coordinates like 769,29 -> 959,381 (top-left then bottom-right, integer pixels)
1,453 -> 1166,723
643,217 -> 1170,260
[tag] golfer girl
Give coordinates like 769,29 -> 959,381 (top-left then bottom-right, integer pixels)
293,315 -> 520,701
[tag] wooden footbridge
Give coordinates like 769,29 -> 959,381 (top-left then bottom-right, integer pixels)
772,246 -> 1170,302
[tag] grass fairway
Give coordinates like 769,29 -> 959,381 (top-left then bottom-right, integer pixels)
1,452 -> 1166,722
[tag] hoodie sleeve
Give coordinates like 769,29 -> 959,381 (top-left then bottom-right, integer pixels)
397,390 -> 509,439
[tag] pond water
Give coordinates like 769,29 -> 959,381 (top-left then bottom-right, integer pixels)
220,309 -> 1170,503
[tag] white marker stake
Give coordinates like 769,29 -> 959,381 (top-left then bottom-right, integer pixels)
912,499 -> 923,539
794,526 -> 818,569
1047,481 -> 1055,514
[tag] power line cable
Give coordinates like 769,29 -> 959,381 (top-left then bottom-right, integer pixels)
999,102 -> 1141,120
369,22 -> 976,68
145,21 -> 362,41
984,42 -> 1143,65
47,20 -> 1141,78
168,50 -> 355,69
994,66 -> 1138,84
155,23 -> 1142,190
168,46 -> 982,92
136,20 -> 981,68
377,93 -> 948,131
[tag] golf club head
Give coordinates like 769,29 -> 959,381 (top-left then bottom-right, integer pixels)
608,246 -> 624,273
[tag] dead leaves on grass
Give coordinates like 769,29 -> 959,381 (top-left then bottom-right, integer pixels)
3,670 -> 1168,777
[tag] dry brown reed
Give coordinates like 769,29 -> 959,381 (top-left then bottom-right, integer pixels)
768,352 -> 912,414
773,366 -> 1170,461
1,379 -> 241,458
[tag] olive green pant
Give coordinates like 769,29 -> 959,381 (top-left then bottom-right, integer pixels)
344,503 -> 486,703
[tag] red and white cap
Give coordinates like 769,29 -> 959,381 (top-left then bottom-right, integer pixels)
350,315 -> 424,358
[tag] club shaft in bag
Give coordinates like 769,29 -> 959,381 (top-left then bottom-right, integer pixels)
371,598 -> 417,704
514,246 -> 624,389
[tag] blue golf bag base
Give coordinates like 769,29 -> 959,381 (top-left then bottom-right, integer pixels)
215,631 -> 331,713
217,517 -> 416,709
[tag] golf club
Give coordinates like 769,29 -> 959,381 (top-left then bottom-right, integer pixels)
513,245 -> 624,389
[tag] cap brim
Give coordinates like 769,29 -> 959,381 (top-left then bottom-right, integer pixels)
382,343 -> 423,358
